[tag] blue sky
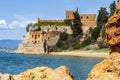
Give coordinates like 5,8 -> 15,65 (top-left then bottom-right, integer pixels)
0,0 -> 117,40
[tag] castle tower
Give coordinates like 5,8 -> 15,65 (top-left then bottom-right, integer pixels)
66,10 -> 74,20
66,10 -> 96,32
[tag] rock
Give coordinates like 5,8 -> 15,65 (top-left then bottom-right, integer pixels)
0,66 -> 73,80
87,0 -> 120,80
105,0 -> 120,53
87,52 -> 120,80
0,74 -> 14,80
85,43 -> 99,50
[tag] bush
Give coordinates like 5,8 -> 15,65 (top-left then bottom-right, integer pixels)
37,21 -> 68,26
80,37 -> 92,48
56,33 -> 81,51
64,20 -> 72,26
56,32 -> 69,49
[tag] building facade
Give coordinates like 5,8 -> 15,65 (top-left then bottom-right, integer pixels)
29,30 -> 60,43
66,10 -> 96,27
38,10 -> 96,28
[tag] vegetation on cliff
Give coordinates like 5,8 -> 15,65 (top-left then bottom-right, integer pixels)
56,1 -> 117,51
91,7 -> 109,40
71,8 -> 83,37
88,1 -> 120,79
82,1 -> 117,50
37,21 -> 69,26
56,9 -> 82,51
26,23 -> 41,32
37,19 -> 72,26
109,1 -> 116,17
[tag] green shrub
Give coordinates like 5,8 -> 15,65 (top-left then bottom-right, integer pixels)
56,32 -> 69,49
37,21 -> 68,26
80,37 -> 92,48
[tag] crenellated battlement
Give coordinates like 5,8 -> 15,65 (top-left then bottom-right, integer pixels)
38,19 -> 64,23
37,10 -> 96,28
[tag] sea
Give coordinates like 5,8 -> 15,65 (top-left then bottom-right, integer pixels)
0,52 -> 103,80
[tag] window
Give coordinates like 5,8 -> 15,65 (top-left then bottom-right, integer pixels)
35,35 -> 37,39
38,35 -> 40,38
32,35 -> 34,38
81,16 -> 83,19
86,16 -> 89,19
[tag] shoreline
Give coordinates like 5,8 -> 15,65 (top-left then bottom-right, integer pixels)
50,50 -> 109,58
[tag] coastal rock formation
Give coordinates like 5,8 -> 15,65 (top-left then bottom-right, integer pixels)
87,0 -> 120,80
105,1 -> 120,53
0,74 -> 14,80
17,25 -> 72,54
87,52 -> 120,80
0,66 -> 73,80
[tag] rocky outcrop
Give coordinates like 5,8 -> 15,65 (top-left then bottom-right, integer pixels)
87,0 -> 120,80
0,66 -> 73,80
105,0 -> 120,53
87,52 -> 120,80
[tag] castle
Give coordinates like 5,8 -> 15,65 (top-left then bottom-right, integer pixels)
66,10 -> 96,27
17,10 -> 96,54
37,10 -> 96,32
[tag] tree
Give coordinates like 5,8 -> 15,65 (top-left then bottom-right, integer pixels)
92,7 -> 109,40
97,7 -> 109,27
26,23 -> 33,32
71,8 -> 83,37
109,1 -> 116,16
117,0 -> 119,3
56,32 -> 69,49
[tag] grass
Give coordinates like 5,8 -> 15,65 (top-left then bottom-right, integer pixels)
69,48 -> 109,53
37,22 -> 68,26
90,48 -> 109,53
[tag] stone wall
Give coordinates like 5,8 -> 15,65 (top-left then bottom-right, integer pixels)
17,43 -> 45,54
38,18 -> 64,22
17,27 -> 61,54
66,10 -> 96,27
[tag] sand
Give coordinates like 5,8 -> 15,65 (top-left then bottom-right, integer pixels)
50,50 -> 109,58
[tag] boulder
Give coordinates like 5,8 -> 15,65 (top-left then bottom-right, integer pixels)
87,0 -> 120,80
0,66 -> 73,80
87,52 -> 120,80
0,74 -> 14,80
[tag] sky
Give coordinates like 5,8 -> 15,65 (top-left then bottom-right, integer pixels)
0,0 -> 117,40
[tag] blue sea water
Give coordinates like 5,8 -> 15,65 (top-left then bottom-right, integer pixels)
0,52 -> 103,80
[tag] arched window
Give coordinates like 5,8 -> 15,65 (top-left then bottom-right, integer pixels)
86,16 -> 89,19
35,35 -> 37,39
32,35 -> 34,38
38,35 -> 40,38
81,16 -> 83,19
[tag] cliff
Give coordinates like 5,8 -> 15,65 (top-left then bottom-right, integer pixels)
17,33 -> 45,54
17,25 -> 73,54
0,66 -> 73,80
87,0 -> 120,80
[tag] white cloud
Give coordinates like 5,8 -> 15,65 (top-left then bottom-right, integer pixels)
8,20 -> 36,29
0,20 -> 8,29
0,14 -> 36,29
0,19 -> 36,29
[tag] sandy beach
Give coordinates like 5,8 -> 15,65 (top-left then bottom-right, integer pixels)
50,49 -> 109,58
